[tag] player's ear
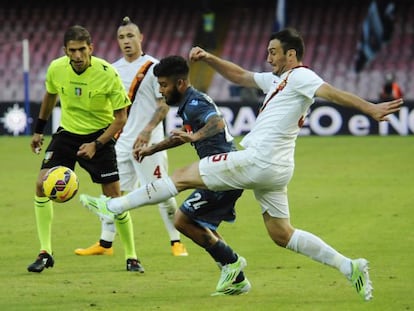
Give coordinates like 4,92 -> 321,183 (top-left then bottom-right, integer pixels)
176,78 -> 184,88
287,48 -> 296,58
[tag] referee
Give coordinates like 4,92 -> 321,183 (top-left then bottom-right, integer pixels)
27,25 -> 136,272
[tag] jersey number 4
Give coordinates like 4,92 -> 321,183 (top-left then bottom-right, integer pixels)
153,165 -> 162,179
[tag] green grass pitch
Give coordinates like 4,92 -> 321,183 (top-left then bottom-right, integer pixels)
0,135 -> 413,310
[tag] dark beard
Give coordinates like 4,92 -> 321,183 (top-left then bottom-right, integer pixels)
166,88 -> 181,105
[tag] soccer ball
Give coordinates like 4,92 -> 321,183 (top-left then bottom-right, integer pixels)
42,166 -> 79,203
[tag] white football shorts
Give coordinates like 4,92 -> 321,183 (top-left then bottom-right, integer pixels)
199,148 -> 293,218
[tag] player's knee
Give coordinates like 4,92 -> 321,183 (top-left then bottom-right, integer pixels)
266,223 -> 294,247
270,233 -> 290,247
263,213 -> 294,247
171,173 -> 197,191
173,210 -> 186,232
35,172 -> 46,195
171,162 -> 204,191
174,221 -> 186,234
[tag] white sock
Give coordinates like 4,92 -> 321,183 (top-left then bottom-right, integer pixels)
286,229 -> 352,277
108,177 -> 178,214
158,197 -> 181,241
100,220 -> 116,242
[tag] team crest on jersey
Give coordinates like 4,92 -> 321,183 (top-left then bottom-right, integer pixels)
44,151 -> 53,163
189,99 -> 199,106
75,87 -> 82,96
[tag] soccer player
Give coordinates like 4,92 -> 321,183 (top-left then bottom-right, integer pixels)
135,55 -> 247,295
74,17 -> 188,261
80,28 -> 403,299
27,25 -> 139,273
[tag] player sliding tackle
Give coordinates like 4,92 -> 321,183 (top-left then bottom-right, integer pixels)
80,27 -> 403,300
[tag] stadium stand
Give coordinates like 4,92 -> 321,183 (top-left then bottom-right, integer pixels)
211,0 -> 413,102
0,1 -> 200,102
0,0 -> 413,103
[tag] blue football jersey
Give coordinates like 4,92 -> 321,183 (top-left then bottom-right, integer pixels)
176,87 -> 235,159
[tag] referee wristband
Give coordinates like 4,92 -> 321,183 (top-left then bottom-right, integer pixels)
94,140 -> 104,151
34,118 -> 47,134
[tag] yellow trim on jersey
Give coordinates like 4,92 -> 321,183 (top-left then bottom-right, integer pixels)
45,56 -> 131,135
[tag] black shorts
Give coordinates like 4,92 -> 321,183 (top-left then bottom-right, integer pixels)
41,127 -> 119,184
179,188 -> 243,230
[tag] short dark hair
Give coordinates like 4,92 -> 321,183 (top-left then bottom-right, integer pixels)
63,25 -> 91,47
270,28 -> 305,61
153,55 -> 189,79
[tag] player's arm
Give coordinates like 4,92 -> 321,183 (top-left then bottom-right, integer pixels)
38,92 -> 59,121
173,115 -> 225,143
148,114 -> 224,151
133,97 -> 169,148
134,126 -> 186,163
97,108 -> 128,144
315,83 -> 403,121
31,92 -> 59,154
189,46 -> 257,88
77,107 -> 128,160
135,114 -> 224,162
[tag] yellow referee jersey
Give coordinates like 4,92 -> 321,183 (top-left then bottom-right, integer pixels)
45,55 -> 131,135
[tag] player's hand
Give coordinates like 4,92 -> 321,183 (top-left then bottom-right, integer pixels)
371,98 -> 403,121
133,145 -> 152,163
189,46 -> 207,62
31,133 -> 44,154
77,142 -> 96,160
133,130 -> 151,149
170,129 -> 197,143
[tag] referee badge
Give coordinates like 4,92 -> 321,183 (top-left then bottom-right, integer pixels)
75,87 -> 82,96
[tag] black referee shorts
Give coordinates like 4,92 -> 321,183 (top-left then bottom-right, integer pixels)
40,127 -> 119,184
